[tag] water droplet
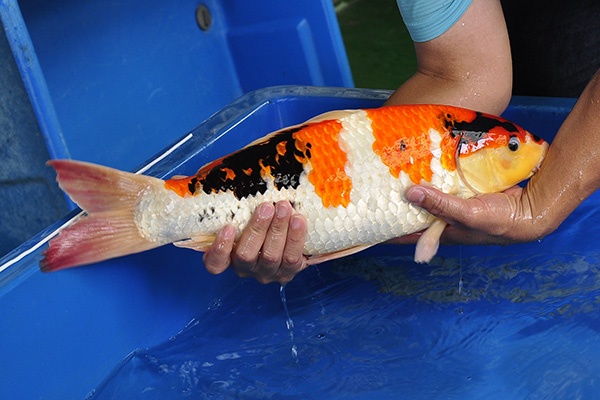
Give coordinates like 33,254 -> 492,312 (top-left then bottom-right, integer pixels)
208,298 -> 222,310
286,318 -> 294,330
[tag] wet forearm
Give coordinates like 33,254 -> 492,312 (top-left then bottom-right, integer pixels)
526,70 -> 600,235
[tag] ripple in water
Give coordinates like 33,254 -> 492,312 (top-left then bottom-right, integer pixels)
88,251 -> 600,400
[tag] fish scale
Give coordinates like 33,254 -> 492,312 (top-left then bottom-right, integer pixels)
41,104 -> 548,272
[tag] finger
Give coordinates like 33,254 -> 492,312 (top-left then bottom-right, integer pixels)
231,202 -> 275,276
276,214 -> 308,284
254,201 -> 295,281
202,225 -> 236,274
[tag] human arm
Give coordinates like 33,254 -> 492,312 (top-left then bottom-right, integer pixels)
386,0 -> 512,114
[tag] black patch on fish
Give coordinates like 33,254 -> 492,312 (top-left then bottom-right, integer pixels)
452,112 -> 518,136
198,207 -> 211,223
188,177 -> 199,195
199,126 -> 310,199
446,112 -> 520,147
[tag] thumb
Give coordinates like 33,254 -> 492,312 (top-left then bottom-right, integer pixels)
406,185 -> 469,226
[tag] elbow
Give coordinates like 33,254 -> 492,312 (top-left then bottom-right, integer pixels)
494,73 -> 513,115
474,64 -> 513,116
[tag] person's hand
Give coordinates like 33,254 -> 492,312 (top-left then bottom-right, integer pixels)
390,183 -> 551,247
202,201 -> 309,284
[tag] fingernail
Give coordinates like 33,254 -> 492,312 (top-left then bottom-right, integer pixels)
257,202 -> 275,219
275,201 -> 290,218
220,224 -> 236,240
407,187 -> 426,204
289,214 -> 304,231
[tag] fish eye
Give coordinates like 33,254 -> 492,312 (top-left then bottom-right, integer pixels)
508,136 -> 520,152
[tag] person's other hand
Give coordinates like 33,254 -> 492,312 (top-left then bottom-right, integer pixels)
202,201 -> 308,284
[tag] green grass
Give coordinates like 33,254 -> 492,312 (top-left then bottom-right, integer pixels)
336,0 -> 416,90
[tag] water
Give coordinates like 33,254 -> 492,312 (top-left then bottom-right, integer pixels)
280,284 -> 298,361
458,246 -> 464,295
88,249 -> 600,400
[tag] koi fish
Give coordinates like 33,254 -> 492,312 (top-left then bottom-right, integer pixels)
41,105 -> 548,272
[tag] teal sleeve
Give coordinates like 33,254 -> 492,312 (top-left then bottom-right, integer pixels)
397,0 -> 473,42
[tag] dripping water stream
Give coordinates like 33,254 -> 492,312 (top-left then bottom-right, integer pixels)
458,246 -> 464,295
279,284 -> 299,362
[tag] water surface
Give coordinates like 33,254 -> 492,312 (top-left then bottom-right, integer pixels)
89,249 -> 600,399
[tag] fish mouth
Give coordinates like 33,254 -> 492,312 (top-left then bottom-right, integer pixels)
528,142 -> 549,178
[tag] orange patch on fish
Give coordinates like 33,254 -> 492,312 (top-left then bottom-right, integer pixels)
259,159 -> 272,179
276,141 -> 287,156
223,168 -> 236,181
293,120 -> 351,208
367,106 -> 462,183
164,177 -> 195,197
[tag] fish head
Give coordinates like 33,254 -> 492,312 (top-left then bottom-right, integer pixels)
454,113 -> 548,194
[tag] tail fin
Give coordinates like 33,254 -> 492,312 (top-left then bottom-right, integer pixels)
41,160 -> 163,272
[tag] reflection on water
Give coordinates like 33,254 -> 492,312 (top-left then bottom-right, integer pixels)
88,251 -> 600,400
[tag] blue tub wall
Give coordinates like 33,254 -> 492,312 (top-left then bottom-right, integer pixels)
0,86 -> 578,399
15,0 -> 353,171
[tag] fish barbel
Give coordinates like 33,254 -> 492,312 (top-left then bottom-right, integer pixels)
41,104 -> 548,272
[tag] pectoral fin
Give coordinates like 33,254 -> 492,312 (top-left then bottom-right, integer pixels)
414,218 -> 448,264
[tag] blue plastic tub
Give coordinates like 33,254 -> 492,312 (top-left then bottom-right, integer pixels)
0,0 -> 352,258
1,86 -> 596,399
